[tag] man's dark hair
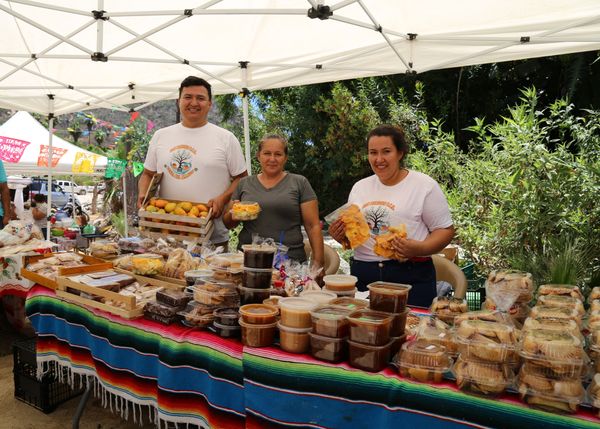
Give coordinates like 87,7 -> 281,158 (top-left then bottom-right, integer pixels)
178,76 -> 212,100
33,193 -> 47,203
366,125 -> 410,166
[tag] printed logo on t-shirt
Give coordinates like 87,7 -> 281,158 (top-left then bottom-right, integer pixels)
165,145 -> 198,180
362,201 -> 395,236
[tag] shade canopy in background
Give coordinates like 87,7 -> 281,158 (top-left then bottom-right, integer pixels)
0,0 -> 599,116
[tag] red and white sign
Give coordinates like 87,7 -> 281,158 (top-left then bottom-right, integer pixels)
0,136 -> 30,163
37,144 -> 68,167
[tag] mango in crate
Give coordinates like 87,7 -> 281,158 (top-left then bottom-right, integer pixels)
165,202 -> 177,213
145,205 -> 158,213
174,207 -> 187,216
189,206 -> 200,217
179,201 -> 193,212
196,204 -> 208,212
155,199 -> 168,209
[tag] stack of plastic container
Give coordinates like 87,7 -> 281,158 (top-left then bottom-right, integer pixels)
368,282 -> 411,355
238,303 -> 279,347
395,339 -> 452,383
180,278 -> 240,330
144,288 -> 192,325
277,297 -> 319,353
453,319 -> 517,396
483,270 -> 534,325
517,328 -> 586,413
208,253 -> 244,284
322,274 -> 358,298
347,309 -> 394,372
239,244 -> 277,304
309,305 -> 353,362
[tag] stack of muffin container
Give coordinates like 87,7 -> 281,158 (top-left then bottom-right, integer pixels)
517,283 -> 586,413
483,270 -> 534,326
367,282 -> 411,356
239,244 -> 277,304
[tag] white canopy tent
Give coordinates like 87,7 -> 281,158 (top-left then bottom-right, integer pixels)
1,0 -> 599,173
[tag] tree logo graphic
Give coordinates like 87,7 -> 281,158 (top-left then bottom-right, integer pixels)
165,145 -> 197,179
365,205 -> 390,235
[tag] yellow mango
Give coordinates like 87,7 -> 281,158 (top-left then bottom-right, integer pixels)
174,207 -> 187,216
157,209 -> 166,214
187,213 -> 197,218
148,197 -> 158,206
196,204 -> 208,212
199,211 -> 208,218
189,206 -> 200,216
165,202 -> 177,213
179,201 -> 193,212
145,205 -> 158,213
154,199 -> 168,209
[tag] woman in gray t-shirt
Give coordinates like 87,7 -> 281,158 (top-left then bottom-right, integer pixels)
223,135 -> 324,271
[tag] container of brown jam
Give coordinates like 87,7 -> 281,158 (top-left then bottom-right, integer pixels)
388,308 -> 410,337
213,321 -> 241,338
279,298 -> 319,329
348,339 -> 393,372
213,307 -> 240,326
299,290 -> 337,305
367,282 -> 412,313
310,333 -> 347,363
278,323 -> 312,353
347,309 -> 393,346
237,285 -> 271,305
389,333 -> 408,357
242,244 -> 276,269
330,297 -> 369,312
323,274 -> 358,292
243,267 -> 273,289
239,304 -> 279,324
310,306 -> 352,338
238,319 -> 277,347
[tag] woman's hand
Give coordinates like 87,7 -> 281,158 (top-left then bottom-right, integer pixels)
222,200 -> 239,229
391,236 -> 424,260
328,219 -> 348,246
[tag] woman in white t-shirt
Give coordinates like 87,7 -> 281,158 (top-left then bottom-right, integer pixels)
328,125 -> 455,307
31,193 -> 48,238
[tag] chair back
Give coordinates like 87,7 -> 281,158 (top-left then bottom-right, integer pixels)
304,240 -> 341,275
432,254 -> 467,299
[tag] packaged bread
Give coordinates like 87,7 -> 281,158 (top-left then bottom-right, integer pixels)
537,284 -> 583,301
486,270 -> 534,302
373,225 -> 407,260
339,204 -> 370,249
114,254 -> 134,271
415,316 -> 457,355
163,248 -> 199,279
589,287 -> 600,303
396,340 -> 452,383
453,356 -> 513,396
529,305 -> 581,327
521,317 -> 582,341
590,299 -> 600,313
90,241 -> 120,259
430,297 -> 468,324
518,364 -> 584,413
588,373 -> 600,415
455,320 -> 518,362
454,310 -> 511,326
519,329 -> 585,378
536,295 -> 584,318
131,254 -> 165,276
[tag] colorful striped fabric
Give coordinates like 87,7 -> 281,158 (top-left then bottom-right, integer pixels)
26,286 -> 600,429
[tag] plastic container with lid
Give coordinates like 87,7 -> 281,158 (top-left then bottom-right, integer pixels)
455,320 -> 517,363
395,340 -> 451,383
518,368 -> 584,413
193,282 -> 239,307
239,319 -> 277,347
156,288 -> 192,308
178,301 -> 217,328
414,317 -> 457,355
242,267 -> 273,289
237,285 -> 271,305
184,269 -> 214,286
519,329 -> 584,376
322,275 -> 358,292
453,356 -> 513,397
209,253 -> 244,271
242,244 -> 276,269
263,296 -> 281,309
430,297 -> 468,325
144,301 -> 181,318
213,321 -> 241,338
368,282 -> 412,313
537,284 -> 584,301
279,297 -> 319,329
299,289 -> 337,305
388,308 -> 410,337
389,333 -> 408,357
536,295 -> 585,317
521,317 -> 582,341
310,305 -> 352,337
231,201 -> 261,221
323,287 -> 357,298
348,339 -> 392,372
454,310 -> 512,327
310,333 -> 347,363
278,322 -> 312,353
239,304 -> 279,324
213,307 -> 240,326
587,373 -> 600,411
132,254 -> 165,275
329,297 -> 369,311
347,309 -> 393,346
529,305 -> 582,326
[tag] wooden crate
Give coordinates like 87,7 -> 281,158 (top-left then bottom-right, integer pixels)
56,269 -> 183,319
138,203 -> 213,242
20,253 -> 114,290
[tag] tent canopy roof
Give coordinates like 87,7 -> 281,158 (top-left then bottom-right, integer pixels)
1,0 -> 599,115
0,111 -> 107,175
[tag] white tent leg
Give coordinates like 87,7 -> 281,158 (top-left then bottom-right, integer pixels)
122,174 -> 128,237
241,64 -> 251,175
46,95 -> 55,240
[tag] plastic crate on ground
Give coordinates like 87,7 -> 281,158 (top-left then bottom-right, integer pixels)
13,338 -> 85,413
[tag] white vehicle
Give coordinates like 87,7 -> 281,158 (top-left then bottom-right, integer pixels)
56,180 -> 87,195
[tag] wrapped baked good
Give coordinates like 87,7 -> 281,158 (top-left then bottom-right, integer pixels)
520,329 -> 584,378
529,305 -> 581,326
90,241 -> 120,259
114,254 -> 134,271
163,248 -> 199,279
455,320 -> 518,362
395,339 -> 451,383
453,356 -> 513,396
536,295 -> 584,318
486,270 -> 534,303
414,316 -> 457,355
521,317 -> 582,341
156,288 -> 192,307
483,297 -> 529,323
193,280 -> 239,306
588,373 -> 600,415
537,284 -> 583,301
430,297 -> 468,324
338,204 -> 370,249
56,253 -> 83,262
591,299 -> 600,313
373,225 -> 407,260
178,301 -> 216,328
589,287 -> 600,303
131,254 -> 165,276
454,310 -> 512,326
518,363 -> 584,413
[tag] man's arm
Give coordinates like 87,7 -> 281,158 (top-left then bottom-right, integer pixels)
137,168 -> 157,209
0,182 -> 10,226
208,171 -> 248,218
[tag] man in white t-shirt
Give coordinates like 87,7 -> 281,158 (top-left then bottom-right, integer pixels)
138,76 -> 248,247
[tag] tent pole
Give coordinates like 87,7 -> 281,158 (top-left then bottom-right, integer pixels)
240,64 -> 251,175
46,95 -> 55,240
122,174 -> 128,237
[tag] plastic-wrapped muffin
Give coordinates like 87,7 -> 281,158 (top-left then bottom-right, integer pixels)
589,287 -> 600,303
529,305 -> 581,326
454,310 -> 512,327
455,319 -> 517,363
537,284 -> 584,301
396,340 -> 451,383
518,364 -> 584,413
453,356 -> 513,396
486,270 -> 534,302
414,316 -> 457,355
587,373 -> 600,415
590,299 -> 600,313
521,317 -> 582,341
519,329 -> 584,378
430,296 -> 468,324
536,295 -> 584,318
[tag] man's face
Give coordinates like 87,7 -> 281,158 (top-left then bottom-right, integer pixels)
179,85 -> 212,125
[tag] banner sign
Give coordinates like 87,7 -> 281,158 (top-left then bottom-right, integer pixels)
105,158 -> 127,179
72,152 -> 97,173
0,136 -> 30,163
132,161 -> 144,177
37,144 -> 68,167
